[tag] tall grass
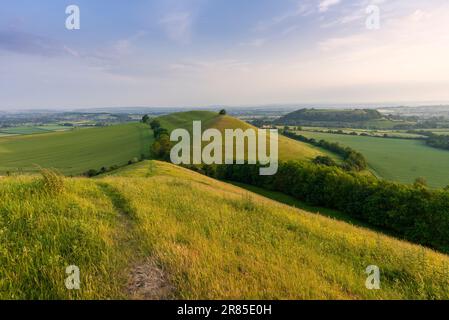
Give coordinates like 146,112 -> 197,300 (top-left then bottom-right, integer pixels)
1,160 -> 449,299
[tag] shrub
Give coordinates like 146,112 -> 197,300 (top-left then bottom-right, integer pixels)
86,169 -> 99,177
313,155 -> 337,167
219,109 -> 227,115
141,114 -> 150,124
150,119 -> 161,130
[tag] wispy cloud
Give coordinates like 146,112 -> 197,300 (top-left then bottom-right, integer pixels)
254,1 -> 314,32
159,12 -> 193,44
241,38 -> 266,47
319,0 -> 341,13
0,29 -> 78,57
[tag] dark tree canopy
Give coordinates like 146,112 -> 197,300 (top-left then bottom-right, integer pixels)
150,119 -> 161,130
142,114 -> 150,124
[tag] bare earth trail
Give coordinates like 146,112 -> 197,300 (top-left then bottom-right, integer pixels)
96,182 -> 174,300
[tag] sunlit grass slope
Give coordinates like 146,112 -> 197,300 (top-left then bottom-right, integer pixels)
1,160 -> 448,299
159,111 -> 329,161
0,123 -> 152,175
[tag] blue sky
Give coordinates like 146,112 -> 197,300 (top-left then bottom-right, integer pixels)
1,0 -> 449,109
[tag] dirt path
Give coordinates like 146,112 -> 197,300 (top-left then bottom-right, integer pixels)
127,259 -> 174,300
96,182 -> 174,300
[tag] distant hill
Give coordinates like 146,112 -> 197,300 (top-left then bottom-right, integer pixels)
2,160 -> 448,299
158,111 -> 332,161
276,108 -> 384,126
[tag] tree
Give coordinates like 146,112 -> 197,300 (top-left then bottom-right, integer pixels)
150,119 -> 161,130
414,177 -> 428,188
219,109 -> 227,115
154,127 -> 169,139
142,114 -> 150,124
151,134 -> 171,160
313,156 -> 337,167
86,169 -> 99,177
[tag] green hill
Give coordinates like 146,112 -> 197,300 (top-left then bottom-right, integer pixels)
276,108 -> 397,128
0,123 -> 153,175
158,111 -> 331,161
1,160 -> 448,299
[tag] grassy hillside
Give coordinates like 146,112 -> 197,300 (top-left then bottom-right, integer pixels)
278,109 -> 381,124
277,108 -> 411,129
158,110 -> 219,132
159,111 -> 331,161
298,131 -> 449,188
1,160 -> 449,299
0,123 -> 152,175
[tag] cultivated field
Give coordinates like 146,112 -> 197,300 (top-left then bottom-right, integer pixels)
1,160 -> 448,299
0,123 -> 152,175
297,131 -> 449,188
0,125 -> 71,136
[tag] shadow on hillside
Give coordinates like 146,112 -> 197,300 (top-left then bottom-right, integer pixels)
229,181 -> 375,230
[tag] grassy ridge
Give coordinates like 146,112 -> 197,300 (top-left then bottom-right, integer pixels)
0,123 -> 153,175
297,131 -> 449,188
1,160 -> 449,299
159,111 -> 332,161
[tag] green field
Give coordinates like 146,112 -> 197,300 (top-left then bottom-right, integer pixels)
2,160 -> 449,299
295,126 -> 426,139
0,123 -> 153,175
297,131 -> 449,188
0,125 -> 71,135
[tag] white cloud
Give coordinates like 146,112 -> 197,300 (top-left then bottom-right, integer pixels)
241,38 -> 266,47
254,1 -> 314,32
319,0 -> 341,13
159,12 -> 193,44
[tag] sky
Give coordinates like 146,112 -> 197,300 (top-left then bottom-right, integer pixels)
1,0 -> 449,110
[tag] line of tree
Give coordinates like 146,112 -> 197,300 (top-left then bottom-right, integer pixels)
148,119 -> 171,160
184,161 -> 449,254
408,130 -> 449,151
283,130 -> 367,171
84,156 -> 144,177
306,128 -> 423,140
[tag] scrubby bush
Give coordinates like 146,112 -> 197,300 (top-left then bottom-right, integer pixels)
86,169 -> 99,177
313,155 -> 337,167
150,119 -> 161,130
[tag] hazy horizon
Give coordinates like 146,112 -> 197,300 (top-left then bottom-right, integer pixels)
4,101 -> 449,114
